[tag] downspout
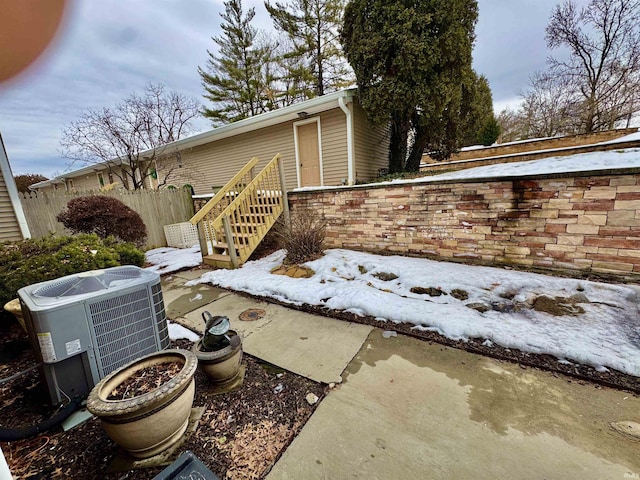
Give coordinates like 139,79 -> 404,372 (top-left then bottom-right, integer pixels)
338,96 -> 355,185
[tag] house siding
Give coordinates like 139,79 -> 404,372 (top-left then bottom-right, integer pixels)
157,107 -> 350,194
67,172 -> 99,191
352,102 -> 389,182
316,108 -> 348,186
0,168 -> 22,241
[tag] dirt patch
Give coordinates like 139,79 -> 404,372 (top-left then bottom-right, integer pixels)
372,272 -> 398,281
532,295 -> 585,316
107,362 -> 182,400
450,289 -> 469,301
411,286 -> 446,296
270,264 -> 315,278
0,316 -> 325,479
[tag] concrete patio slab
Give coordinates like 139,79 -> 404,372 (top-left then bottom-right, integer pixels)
161,275 -> 230,320
171,269 -> 214,281
174,293 -> 373,384
267,329 -> 640,480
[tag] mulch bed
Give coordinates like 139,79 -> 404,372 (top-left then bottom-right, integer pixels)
0,314 -> 325,479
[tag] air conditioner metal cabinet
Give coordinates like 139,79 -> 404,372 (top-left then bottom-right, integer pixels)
18,266 -> 170,405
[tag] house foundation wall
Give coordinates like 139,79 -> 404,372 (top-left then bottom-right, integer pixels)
288,169 -> 640,281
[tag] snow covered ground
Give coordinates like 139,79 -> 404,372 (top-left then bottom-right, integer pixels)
145,245 -> 202,274
418,147 -> 640,182
174,249 -> 640,377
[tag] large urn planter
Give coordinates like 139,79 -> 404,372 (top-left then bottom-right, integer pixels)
86,349 -> 198,459
192,330 -> 243,385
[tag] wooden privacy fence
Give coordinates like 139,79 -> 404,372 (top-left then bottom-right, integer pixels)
20,188 -> 194,248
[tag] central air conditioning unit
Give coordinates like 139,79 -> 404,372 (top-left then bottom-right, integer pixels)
18,266 -> 170,405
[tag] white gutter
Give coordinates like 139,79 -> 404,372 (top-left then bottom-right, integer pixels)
0,133 -> 31,239
338,96 -> 355,185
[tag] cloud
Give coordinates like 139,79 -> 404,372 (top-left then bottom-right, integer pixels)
0,0 -> 575,178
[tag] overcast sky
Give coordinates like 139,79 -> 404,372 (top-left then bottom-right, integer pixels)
0,0 -> 569,178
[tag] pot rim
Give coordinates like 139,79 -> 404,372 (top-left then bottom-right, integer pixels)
86,349 -> 197,417
192,330 -> 241,361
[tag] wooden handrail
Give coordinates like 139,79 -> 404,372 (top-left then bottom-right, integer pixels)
192,153 -> 286,267
189,156 -> 260,224
208,154 -> 281,232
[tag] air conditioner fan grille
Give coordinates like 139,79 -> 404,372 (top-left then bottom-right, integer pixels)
34,267 -> 144,298
89,288 -> 162,376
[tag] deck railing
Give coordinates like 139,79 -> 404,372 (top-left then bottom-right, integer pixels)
190,154 -> 288,268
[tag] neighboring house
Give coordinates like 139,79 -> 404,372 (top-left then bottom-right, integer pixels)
31,162 -> 156,192
31,89 -> 389,194
0,133 -> 30,241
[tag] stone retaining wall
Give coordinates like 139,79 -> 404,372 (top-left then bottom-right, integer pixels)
420,139 -> 640,174
288,170 -> 640,279
421,128 -> 637,164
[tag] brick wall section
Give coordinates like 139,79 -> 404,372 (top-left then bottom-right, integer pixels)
288,170 -> 640,279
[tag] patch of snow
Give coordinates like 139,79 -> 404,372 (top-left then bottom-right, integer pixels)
597,131 -> 640,145
145,245 -> 202,275
189,248 -> 640,377
295,146 -> 640,194
168,321 -> 199,341
416,148 -> 640,181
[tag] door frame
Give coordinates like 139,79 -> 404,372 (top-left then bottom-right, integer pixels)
293,117 -> 323,188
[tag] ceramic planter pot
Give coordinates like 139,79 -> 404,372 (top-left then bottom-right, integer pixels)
86,349 -> 198,459
192,330 -> 243,385
4,299 -> 26,332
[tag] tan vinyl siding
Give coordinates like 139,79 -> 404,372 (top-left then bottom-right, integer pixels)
69,172 -> 102,191
0,168 -> 22,241
157,120 -> 297,194
316,108 -> 348,186
157,107 -> 349,194
353,102 -> 389,181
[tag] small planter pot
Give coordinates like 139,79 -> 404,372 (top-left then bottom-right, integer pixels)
192,330 -> 243,385
4,299 -> 26,332
86,349 -> 198,459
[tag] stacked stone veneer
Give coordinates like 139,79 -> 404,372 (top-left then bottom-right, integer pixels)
288,170 -> 640,279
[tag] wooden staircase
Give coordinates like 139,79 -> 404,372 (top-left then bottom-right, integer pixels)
189,154 -> 289,269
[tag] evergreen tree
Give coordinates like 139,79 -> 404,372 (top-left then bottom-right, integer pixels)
342,0 -> 478,173
265,0 -> 351,97
460,73 -> 495,147
199,0 -> 274,124
477,116 -> 500,146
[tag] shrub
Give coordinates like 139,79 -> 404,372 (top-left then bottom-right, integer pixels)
0,234 -> 144,306
56,195 -> 148,246
275,209 -> 326,265
104,237 -> 146,266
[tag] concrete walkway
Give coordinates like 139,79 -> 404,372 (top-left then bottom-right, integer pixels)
162,271 -> 640,480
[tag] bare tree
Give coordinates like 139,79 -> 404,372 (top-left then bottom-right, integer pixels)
518,71 -> 580,138
60,84 -> 201,190
546,0 -> 640,133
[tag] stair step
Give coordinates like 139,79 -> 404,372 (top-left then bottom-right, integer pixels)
202,253 -> 236,269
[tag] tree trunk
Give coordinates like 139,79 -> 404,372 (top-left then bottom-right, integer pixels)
405,121 -> 430,172
388,113 -> 410,174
